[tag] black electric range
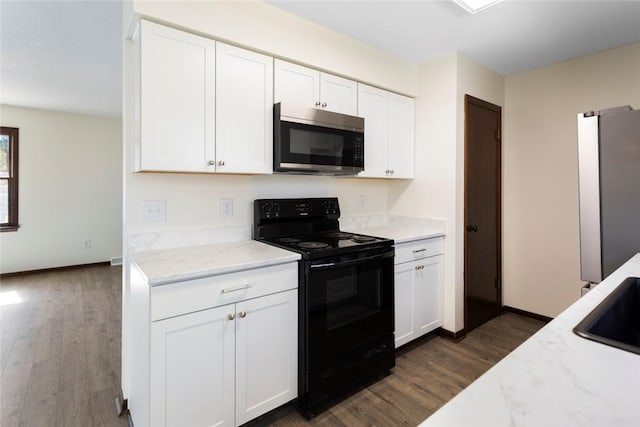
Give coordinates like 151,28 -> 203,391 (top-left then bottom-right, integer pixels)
253,198 -> 395,418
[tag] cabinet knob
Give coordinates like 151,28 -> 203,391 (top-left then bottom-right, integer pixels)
208,160 -> 215,166
390,169 -> 394,175
218,160 -> 225,166
321,102 -> 327,108
315,101 -> 321,107
238,311 -> 247,318
385,169 -> 389,175
415,265 -> 425,270
227,314 -> 235,321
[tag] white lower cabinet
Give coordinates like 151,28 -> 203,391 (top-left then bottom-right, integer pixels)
130,262 -> 298,427
150,290 -> 297,427
150,305 -> 235,427
394,238 -> 444,348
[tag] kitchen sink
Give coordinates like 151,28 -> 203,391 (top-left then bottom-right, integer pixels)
573,277 -> 640,355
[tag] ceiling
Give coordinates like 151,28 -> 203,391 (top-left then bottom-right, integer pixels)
269,0 -> 640,75
1,0 -> 639,119
1,0 -> 123,118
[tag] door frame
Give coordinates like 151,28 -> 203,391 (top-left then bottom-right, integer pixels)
463,94 -> 503,332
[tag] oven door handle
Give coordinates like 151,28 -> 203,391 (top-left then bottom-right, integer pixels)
310,251 -> 393,269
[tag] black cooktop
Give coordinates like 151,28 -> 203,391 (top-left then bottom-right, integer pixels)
263,231 -> 390,255
253,198 -> 392,260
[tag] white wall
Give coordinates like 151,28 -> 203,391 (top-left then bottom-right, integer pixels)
124,0 -> 418,239
389,53 -> 504,333
131,0 -> 417,96
0,105 -> 122,273
388,54 -> 459,330
121,0 -> 418,398
503,43 -> 640,317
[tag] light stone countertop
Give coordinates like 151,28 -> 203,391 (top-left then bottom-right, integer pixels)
130,240 -> 300,286
420,253 -> 640,427
341,215 -> 445,244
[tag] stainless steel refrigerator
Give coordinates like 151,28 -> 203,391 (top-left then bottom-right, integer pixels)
577,105 -> 640,283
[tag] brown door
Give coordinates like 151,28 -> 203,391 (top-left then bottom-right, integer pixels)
464,95 -> 502,333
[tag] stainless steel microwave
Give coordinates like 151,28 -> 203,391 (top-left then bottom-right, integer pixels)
273,103 -> 365,175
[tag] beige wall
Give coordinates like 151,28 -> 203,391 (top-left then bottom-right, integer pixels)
389,53 -> 505,332
0,105 -> 122,273
503,43 -> 640,317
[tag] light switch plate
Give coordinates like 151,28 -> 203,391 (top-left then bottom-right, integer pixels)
359,195 -> 367,210
221,198 -> 233,217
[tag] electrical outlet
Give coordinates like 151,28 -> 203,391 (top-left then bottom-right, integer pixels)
359,195 -> 367,210
142,200 -> 167,223
221,198 -> 233,217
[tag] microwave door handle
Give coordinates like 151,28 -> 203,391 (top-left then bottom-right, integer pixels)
310,251 -> 393,269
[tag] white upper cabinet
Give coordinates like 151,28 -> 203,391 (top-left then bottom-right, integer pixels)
357,83 -> 415,179
274,59 -> 357,115
135,21 -> 273,174
388,92 -> 415,179
215,43 -> 274,174
273,60 -> 320,109
319,72 -> 358,115
357,84 -> 389,178
138,20 -> 215,172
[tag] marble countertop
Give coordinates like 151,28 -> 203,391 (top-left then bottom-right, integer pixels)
341,216 -> 445,244
420,253 -> 640,427
130,240 -> 300,286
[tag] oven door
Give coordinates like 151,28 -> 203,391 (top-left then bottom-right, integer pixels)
306,247 -> 394,365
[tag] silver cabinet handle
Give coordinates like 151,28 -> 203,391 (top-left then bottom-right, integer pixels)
390,169 -> 394,175
227,313 -> 235,320
208,160 -> 215,166
238,311 -> 247,318
415,265 -> 425,270
385,169 -> 389,175
221,283 -> 252,294
315,101 -> 321,106
218,160 -> 225,166
413,248 -> 427,253
321,102 -> 327,108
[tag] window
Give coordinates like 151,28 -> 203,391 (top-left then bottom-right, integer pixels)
1,127 -> 19,231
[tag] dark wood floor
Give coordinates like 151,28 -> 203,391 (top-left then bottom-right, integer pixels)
1,265 -> 544,427
1,265 -> 128,427
252,311 -> 544,427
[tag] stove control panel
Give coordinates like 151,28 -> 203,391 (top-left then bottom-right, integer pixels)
254,197 -> 340,220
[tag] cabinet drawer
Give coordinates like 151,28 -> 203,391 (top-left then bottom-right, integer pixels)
395,237 -> 443,265
150,262 -> 298,321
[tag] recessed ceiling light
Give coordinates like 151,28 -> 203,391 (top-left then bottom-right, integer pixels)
453,0 -> 504,14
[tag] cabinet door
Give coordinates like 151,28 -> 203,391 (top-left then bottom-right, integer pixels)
274,59 -> 320,109
150,305 -> 235,427
394,262 -> 416,348
216,42 -> 273,174
388,93 -> 415,179
139,20 -> 215,172
235,290 -> 298,425
414,255 -> 444,337
320,72 -> 358,115
357,83 -> 389,178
